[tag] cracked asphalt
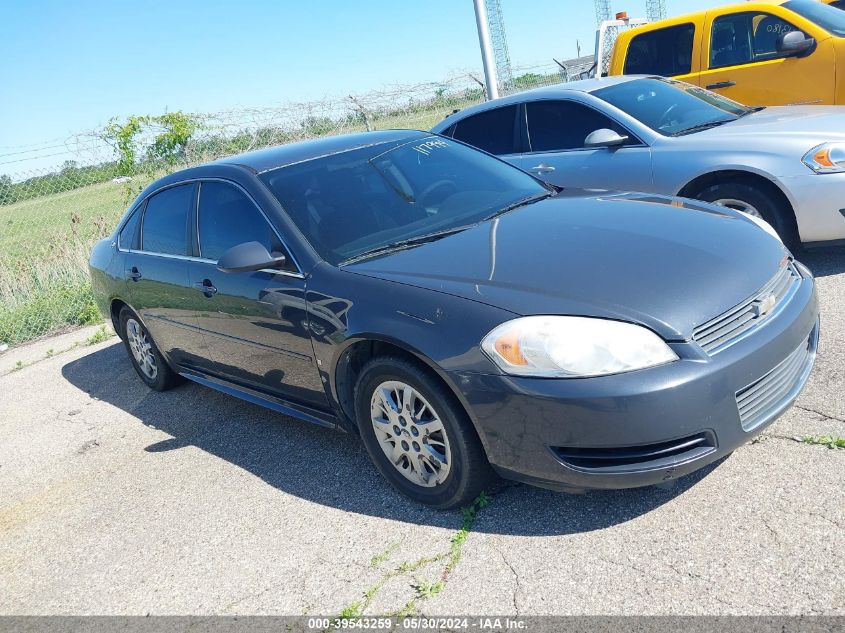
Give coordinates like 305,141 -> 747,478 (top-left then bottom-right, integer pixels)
0,248 -> 843,616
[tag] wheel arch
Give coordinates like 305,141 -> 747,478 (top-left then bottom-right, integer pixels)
676,169 -> 801,241
109,298 -> 130,339
331,335 -> 492,452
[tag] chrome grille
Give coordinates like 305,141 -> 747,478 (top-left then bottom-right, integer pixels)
693,262 -> 800,354
735,331 -> 816,432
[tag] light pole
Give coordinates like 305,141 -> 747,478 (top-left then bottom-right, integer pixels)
472,0 -> 499,100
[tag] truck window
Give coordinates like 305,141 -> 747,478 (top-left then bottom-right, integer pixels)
710,12 -> 804,68
623,23 -> 695,77
783,0 -> 845,36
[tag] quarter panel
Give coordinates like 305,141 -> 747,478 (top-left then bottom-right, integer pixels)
88,237 -> 124,320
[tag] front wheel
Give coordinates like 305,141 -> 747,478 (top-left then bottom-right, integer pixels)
694,182 -> 800,250
354,356 -> 494,509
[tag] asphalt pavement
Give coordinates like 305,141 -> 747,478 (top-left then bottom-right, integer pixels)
0,248 -> 843,616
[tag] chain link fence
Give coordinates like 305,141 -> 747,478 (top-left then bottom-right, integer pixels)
0,62 -> 574,349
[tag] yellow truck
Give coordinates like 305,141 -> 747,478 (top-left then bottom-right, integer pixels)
607,0 -> 845,105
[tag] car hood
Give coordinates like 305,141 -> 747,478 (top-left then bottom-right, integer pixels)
344,191 -> 789,340
695,106 -> 845,143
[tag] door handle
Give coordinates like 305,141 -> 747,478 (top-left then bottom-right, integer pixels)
706,80 -> 736,90
193,279 -> 218,296
125,267 -> 142,281
530,164 -> 556,173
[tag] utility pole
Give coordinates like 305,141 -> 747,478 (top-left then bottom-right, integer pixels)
646,0 -> 667,21
472,0 -> 499,100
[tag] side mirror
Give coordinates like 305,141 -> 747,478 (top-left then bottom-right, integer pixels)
776,30 -> 815,57
584,128 -> 630,149
217,241 -> 286,273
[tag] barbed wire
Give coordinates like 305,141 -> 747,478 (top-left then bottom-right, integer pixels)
0,61 -> 577,348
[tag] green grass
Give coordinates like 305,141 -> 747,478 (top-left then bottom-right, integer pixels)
0,73 -> 560,348
803,435 -> 845,449
86,325 -> 112,345
0,180 -> 127,262
331,492 -> 490,624
0,178 -> 151,347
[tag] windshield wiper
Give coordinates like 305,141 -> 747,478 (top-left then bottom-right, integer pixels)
736,105 -> 766,119
342,191 -> 554,265
341,225 -> 473,265
483,191 -> 553,221
671,118 -> 736,136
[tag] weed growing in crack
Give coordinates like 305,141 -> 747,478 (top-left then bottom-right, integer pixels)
413,580 -> 445,600
86,326 -> 112,346
802,435 -> 845,449
330,491 -> 490,626
369,542 -> 400,569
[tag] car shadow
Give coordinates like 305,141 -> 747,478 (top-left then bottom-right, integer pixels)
800,245 -> 845,278
62,343 -> 721,536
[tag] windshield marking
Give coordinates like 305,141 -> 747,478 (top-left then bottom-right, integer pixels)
411,139 -> 450,156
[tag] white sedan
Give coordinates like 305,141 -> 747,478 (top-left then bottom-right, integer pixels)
432,76 -> 845,249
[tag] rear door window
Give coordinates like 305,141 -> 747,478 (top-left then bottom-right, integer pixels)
451,105 -> 519,155
526,100 -> 632,152
141,184 -> 193,256
624,23 -> 695,76
118,203 -> 143,250
197,181 -> 290,267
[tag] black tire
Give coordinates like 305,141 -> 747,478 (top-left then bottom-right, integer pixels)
354,356 -> 495,509
694,181 -> 801,251
118,307 -> 182,391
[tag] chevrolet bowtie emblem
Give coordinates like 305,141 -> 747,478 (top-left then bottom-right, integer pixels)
753,294 -> 777,319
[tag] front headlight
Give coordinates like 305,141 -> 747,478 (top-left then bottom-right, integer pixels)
802,143 -> 845,174
481,316 -> 678,378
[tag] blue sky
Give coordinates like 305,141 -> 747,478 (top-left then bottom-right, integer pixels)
0,0 -> 721,168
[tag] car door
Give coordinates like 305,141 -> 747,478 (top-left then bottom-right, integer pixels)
448,104 -> 522,167
517,99 -> 653,191
122,182 -> 209,369
187,179 -> 327,408
700,9 -> 835,105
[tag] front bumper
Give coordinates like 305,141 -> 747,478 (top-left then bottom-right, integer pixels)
449,268 -> 819,491
778,171 -> 845,243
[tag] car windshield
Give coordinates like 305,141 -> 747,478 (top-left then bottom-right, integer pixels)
784,0 -> 845,36
593,77 -> 752,136
259,137 -> 549,265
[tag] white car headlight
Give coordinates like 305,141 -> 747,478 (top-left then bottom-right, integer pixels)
481,316 -> 678,378
802,143 -> 845,174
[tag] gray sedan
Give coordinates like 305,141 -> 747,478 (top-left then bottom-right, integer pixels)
431,76 -> 845,248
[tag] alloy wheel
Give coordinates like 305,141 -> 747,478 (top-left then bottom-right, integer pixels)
126,318 -> 158,380
369,380 -> 452,488
713,198 -> 762,219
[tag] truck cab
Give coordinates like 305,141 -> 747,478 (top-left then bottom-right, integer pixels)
608,0 -> 845,106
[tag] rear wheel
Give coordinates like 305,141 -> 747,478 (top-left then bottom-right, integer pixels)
694,181 -> 800,250
119,307 -> 182,391
354,356 -> 494,509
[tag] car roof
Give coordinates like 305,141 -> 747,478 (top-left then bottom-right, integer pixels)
431,75 -> 644,129
214,129 -> 430,173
